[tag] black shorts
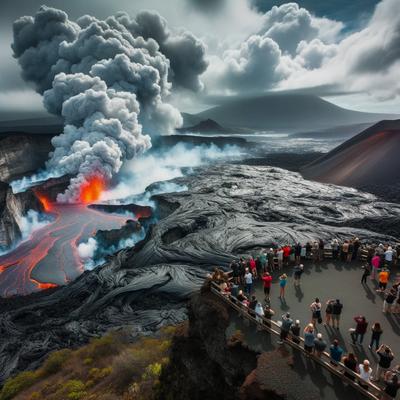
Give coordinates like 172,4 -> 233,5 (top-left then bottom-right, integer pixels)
264,287 -> 271,295
304,345 -> 313,353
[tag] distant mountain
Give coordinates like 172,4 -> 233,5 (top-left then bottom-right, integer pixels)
177,118 -> 229,134
301,120 -> 400,188
290,122 -> 373,139
189,94 -> 398,131
0,116 -> 62,134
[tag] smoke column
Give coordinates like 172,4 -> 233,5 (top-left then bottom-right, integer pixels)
12,6 -> 207,202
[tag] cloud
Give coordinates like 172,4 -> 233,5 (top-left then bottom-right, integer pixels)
185,0 -> 227,13
295,39 -> 338,69
258,3 -> 343,55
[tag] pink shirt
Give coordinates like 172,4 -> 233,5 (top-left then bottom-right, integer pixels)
372,256 -> 380,269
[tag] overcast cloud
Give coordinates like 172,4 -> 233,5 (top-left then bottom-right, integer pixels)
0,0 -> 399,114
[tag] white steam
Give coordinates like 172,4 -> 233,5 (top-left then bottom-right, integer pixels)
12,6 -> 207,202
101,143 -> 243,203
18,210 -> 53,239
77,237 -> 98,260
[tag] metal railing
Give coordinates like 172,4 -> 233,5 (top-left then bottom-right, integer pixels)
210,281 -> 384,400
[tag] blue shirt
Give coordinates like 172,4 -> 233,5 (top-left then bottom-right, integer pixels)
304,332 -> 315,347
330,345 -> 343,362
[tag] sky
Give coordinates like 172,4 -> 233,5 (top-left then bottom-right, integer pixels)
0,0 -> 399,116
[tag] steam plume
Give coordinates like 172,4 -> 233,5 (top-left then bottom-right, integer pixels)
12,6 -> 207,202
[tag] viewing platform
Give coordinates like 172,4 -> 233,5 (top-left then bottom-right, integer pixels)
208,254 -> 400,400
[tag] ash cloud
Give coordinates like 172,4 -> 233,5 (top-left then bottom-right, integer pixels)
12,6 -> 207,202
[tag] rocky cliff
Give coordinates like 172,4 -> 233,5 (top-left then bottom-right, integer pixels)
0,133 -> 53,183
0,182 -> 44,249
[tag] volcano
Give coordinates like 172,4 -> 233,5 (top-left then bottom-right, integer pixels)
301,120 -> 400,188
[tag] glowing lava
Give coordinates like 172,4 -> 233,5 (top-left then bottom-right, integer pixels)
79,176 -> 105,204
35,192 -> 52,212
0,204 -> 129,297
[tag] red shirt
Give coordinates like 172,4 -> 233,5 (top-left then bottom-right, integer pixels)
283,246 -> 291,257
249,259 -> 256,270
262,275 -> 272,288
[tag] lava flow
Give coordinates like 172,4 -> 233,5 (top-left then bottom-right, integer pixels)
0,201 -> 129,297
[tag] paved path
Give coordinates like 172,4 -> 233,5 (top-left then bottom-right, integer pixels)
243,260 -> 400,371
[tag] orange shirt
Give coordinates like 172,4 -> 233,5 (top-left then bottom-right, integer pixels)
379,271 -> 389,283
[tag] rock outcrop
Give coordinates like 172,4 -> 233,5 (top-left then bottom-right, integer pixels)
0,133 -> 53,183
0,182 -> 43,249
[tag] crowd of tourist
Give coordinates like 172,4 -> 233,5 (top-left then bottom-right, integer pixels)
209,237 -> 400,399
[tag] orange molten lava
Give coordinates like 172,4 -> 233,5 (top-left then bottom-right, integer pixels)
79,176 -> 105,204
36,192 -> 52,212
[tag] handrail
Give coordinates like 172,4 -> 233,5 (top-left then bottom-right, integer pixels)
210,281 -> 383,400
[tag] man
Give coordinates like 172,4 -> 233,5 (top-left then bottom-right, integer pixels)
261,271 -> 273,301
294,242 -> 302,264
314,333 -> 327,357
385,246 -> 394,268
332,299 -> 343,329
330,339 -> 344,365
361,263 -> 371,284
277,312 -> 293,344
374,345 -> 395,382
351,315 -> 368,345
378,268 -> 390,292
244,268 -> 253,295
293,264 -> 304,287
383,289 -> 397,313
248,295 -> 257,316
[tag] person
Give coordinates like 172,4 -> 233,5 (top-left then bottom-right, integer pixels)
305,242 -> 312,259
385,246 -> 394,268
295,242 -> 302,264
263,305 -> 275,326
324,299 -> 334,327
278,312 -> 293,344
248,295 -> 257,316
290,320 -> 301,344
312,241 -> 319,262
342,353 -> 358,381
330,339 -> 344,365
359,359 -> 372,389
378,268 -> 390,292
371,253 -> 381,280
279,273 -> 287,299
332,299 -> 343,329
293,264 -> 304,286
314,333 -> 327,357
347,240 -> 354,262
369,322 -> 383,350
231,260 -> 240,284
353,237 -> 360,261
261,271 -> 272,301
383,289 -> 397,313
342,240 -> 349,261
331,239 -> 339,259
318,239 -> 324,261
310,298 -> 322,326
249,256 -> 257,278
374,345 -> 395,382
259,252 -> 267,272
255,302 -> 264,324
351,315 -> 368,345
237,290 -> 248,305
303,324 -> 315,353
283,245 -> 291,266
277,248 -> 284,270
239,258 -> 246,285
383,373 -> 400,399
244,268 -> 253,295
361,263 -> 371,284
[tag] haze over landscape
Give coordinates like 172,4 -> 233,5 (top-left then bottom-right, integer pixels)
0,1 -> 400,400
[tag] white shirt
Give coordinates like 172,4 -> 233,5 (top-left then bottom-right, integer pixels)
359,365 -> 372,381
385,250 -> 393,261
245,272 -> 253,284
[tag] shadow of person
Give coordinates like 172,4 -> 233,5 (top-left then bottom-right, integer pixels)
279,297 -> 290,311
362,283 -> 376,304
295,285 -> 304,303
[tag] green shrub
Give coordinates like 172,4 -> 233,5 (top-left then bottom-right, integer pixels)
0,370 -> 40,400
41,349 -> 72,376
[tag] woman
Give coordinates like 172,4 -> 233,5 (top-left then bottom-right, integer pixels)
369,322 -> 383,350
310,298 -> 322,326
325,299 -> 334,327
347,240 -> 354,263
342,353 -> 358,381
341,240 -> 349,261
383,373 -> 400,400
358,359 -> 372,389
279,273 -> 287,299
303,324 -> 315,353
371,254 -> 381,280
255,302 -> 264,324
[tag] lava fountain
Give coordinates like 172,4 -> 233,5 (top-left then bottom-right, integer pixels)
0,179 -> 132,297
